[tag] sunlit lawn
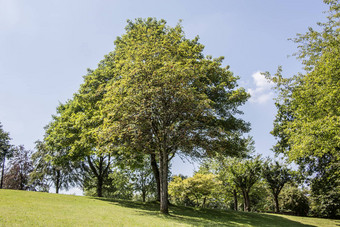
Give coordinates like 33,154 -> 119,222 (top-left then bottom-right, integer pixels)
0,190 -> 338,226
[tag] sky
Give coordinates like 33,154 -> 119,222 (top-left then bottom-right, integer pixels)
0,0 -> 328,194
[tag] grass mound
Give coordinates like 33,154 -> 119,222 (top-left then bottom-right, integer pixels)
0,190 -> 338,226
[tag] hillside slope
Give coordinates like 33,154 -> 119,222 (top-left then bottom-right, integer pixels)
0,190 -> 338,226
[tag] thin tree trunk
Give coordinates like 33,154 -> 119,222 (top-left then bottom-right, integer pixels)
142,190 -> 146,202
55,170 -> 60,194
233,189 -> 238,211
0,156 -> 5,189
159,149 -> 169,214
274,194 -> 279,213
97,176 -> 103,197
245,191 -> 251,212
150,153 -> 160,201
242,190 -> 247,211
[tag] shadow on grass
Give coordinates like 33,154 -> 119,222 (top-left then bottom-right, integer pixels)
93,197 -> 315,227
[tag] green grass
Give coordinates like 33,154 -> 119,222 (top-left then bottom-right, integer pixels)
0,190 -> 338,226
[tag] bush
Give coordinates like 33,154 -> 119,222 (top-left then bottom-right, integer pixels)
280,185 -> 310,216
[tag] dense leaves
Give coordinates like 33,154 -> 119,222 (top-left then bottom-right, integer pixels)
262,161 -> 291,213
100,18 -> 249,213
267,0 -> 340,218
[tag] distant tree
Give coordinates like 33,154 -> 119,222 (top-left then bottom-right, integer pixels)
132,157 -> 156,202
3,145 -> 33,190
169,173 -> 221,208
199,139 -> 255,211
83,167 -> 134,199
262,160 -> 291,213
168,175 -> 187,205
280,184 -> 310,216
81,154 -> 112,197
187,173 -> 221,208
0,122 -> 13,189
201,157 -> 240,210
30,140 -> 81,193
229,157 -> 262,211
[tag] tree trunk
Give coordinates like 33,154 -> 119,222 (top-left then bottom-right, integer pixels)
242,190 -> 246,211
0,156 -> 5,189
55,170 -> 60,194
159,149 -> 169,214
150,153 -> 160,201
245,191 -> 251,212
274,194 -> 279,213
242,190 -> 251,212
203,197 -> 206,208
97,176 -> 103,197
233,189 -> 238,211
142,190 -> 146,202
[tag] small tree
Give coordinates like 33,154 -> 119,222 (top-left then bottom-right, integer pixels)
262,160 -> 291,213
3,145 -> 33,190
169,173 -> 221,208
0,122 -> 13,189
31,140 -> 81,193
132,157 -> 156,202
280,184 -> 310,216
229,157 -> 262,211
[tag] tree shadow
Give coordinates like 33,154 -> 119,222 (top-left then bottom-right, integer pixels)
93,197 -> 316,227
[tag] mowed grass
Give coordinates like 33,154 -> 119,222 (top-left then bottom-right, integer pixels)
0,190 -> 338,226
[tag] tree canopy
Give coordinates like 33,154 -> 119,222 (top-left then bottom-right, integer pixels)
267,0 -> 340,217
100,18 -> 250,213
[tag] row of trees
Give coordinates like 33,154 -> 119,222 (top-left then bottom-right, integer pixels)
0,120 -> 337,217
0,122 -> 309,216
0,123 -> 158,200
169,157 -> 310,216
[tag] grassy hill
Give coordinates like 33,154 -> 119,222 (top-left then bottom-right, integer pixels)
0,190 -> 338,226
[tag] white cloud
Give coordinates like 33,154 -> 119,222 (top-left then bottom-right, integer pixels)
248,71 -> 274,104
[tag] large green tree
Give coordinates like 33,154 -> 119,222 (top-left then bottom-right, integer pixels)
101,18 -> 250,213
267,0 -> 340,217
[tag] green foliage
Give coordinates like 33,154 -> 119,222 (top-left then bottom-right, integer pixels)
310,173 -> 340,218
266,0 -> 340,218
44,17 -> 249,213
280,184 -> 310,216
30,140 -> 81,193
0,122 -> 12,162
0,122 -> 14,189
169,173 -> 222,208
248,180 -> 272,212
262,160 -> 291,212
99,18 -> 249,213
229,156 -> 263,211
131,156 -> 157,202
3,145 -> 33,190
83,168 -> 134,199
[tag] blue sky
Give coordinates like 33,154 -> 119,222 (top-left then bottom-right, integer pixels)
0,0 -> 328,193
